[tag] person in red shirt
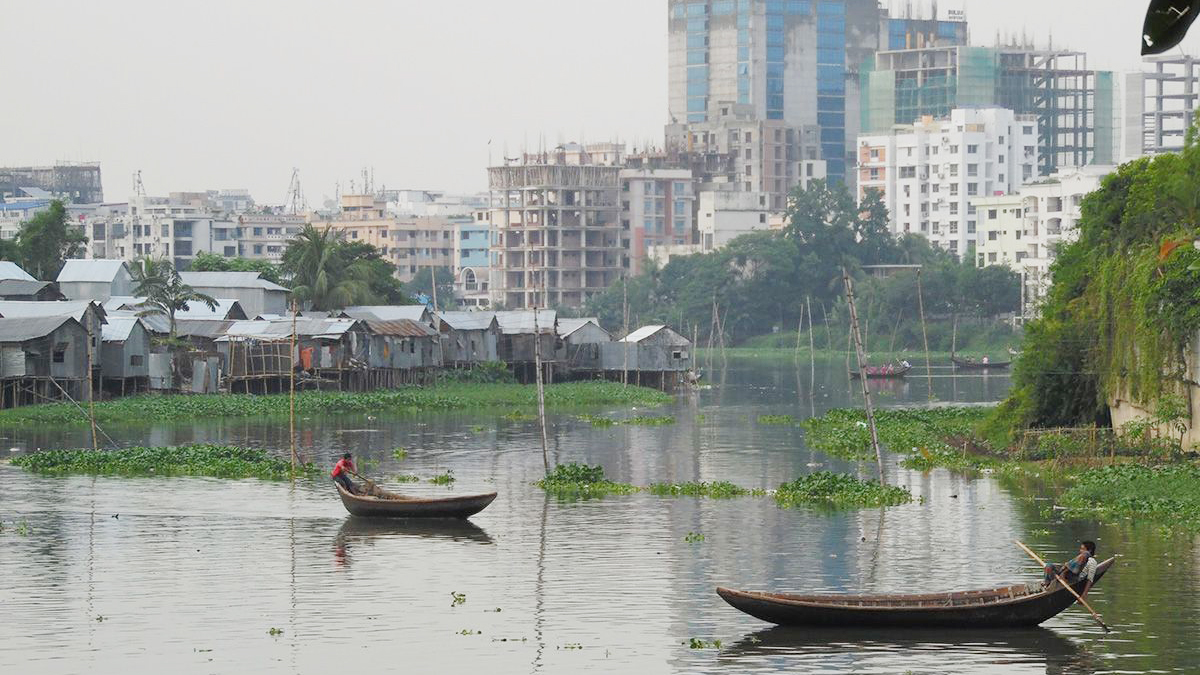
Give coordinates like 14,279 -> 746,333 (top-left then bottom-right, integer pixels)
331,452 -> 357,494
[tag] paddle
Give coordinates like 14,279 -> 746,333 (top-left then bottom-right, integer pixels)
1016,540 -> 1110,633
345,469 -> 378,495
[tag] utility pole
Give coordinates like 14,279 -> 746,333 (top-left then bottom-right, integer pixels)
534,306 -> 549,473
843,268 -> 886,484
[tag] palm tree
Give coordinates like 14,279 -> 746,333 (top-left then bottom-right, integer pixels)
131,257 -> 218,339
282,224 -> 373,310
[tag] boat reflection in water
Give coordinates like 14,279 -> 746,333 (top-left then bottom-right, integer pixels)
333,516 -> 493,566
721,626 -> 1100,674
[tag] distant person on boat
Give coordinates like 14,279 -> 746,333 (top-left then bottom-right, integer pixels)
331,452 -> 357,494
901,360 -> 911,369
982,356 -> 989,364
1043,540 -> 1098,599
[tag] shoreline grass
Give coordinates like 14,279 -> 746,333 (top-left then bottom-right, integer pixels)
0,381 -> 671,427
11,444 -> 317,480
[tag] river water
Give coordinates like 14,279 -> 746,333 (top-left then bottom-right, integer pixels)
0,359 -> 1195,674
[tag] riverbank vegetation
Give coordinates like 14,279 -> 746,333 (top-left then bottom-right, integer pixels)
0,382 -> 671,426
583,180 -> 1019,354
12,444 -> 316,480
991,127 -> 1200,442
774,472 -> 913,508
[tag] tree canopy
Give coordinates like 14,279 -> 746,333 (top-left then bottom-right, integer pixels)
190,252 -> 284,285
7,200 -> 88,280
280,225 -> 407,311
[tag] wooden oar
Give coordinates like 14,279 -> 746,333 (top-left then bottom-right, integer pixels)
1016,540 -> 1110,632
346,469 -> 378,494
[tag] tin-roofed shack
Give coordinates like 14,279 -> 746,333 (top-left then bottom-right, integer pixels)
434,311 -> 500,366
99,315 -> 150,395
0,300 -> 108,368
0,279 -> 64,301
362,319 -> 441,386
557,318 -> 611,370
341,305 -> 432,325
0,315 -> 91,407
178,271 -> 289,318
599,325 -> 693,391
56,259 -> 133,302
216,317 -> 369,393
494,310 -> 557,382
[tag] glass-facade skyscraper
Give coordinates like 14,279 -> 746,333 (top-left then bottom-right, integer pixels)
667,0 -> 966,183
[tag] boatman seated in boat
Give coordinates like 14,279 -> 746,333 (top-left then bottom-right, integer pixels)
1043,540 -> 1098,599
331,452 -> 357,494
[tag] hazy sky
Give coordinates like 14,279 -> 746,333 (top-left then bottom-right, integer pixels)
3,1 -> 1196,206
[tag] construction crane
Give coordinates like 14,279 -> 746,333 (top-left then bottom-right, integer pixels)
284,168 -> 305,214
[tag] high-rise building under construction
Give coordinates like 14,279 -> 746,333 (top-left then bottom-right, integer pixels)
667,0 -> 967,183
861,45 -> 1139,175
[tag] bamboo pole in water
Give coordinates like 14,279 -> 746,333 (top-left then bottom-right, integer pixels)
806,296 -> 816,394
916,268 -> 933,400
534,307 -> 550,473
622,279 -> 629,386
290,301 -> 298,473
86,325 -> 97,452
843,268 -> 886,484
820,300 -> 833,351
794,312 -> 803,363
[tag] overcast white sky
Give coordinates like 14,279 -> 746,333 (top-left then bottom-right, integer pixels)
3,1 -> 1197,205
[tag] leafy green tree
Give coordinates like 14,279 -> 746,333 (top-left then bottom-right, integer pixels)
190,251 -> 284,285
17,200 -> 87,280
130,257 -> 218,338
339,241 -> 409,304
406,267 -> 456,309
281,225 -> 376,311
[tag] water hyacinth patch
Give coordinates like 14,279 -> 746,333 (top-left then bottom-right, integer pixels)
646,481 -> 763,498
12,444 -> 317,480
774,471 -> 913,508
535,463 -> 638,499
0,382 -> 671,427
1060,463 -> 1200,526
757,415 -> 795,425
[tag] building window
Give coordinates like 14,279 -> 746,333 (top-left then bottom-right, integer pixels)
967,183 -> 978,196
52,343 -> 67,363
131,354 -> 144,366
967,144 -> 978,153
988,252 -> 998,262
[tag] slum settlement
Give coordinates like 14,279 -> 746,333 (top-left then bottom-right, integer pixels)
0,260 -> 693,408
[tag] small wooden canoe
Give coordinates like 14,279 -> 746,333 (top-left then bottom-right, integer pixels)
952,357 -> 1012,370
850,364 -> 912,379
335,483 -> 497,519
717,557 -> 1113,628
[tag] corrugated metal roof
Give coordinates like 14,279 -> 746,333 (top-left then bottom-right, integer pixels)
0,261 -> 36,282
0,300 -> 99,322
177,298 -> 243,319
101,316 -> 141,342
216,317 -> 362,341
0,315 -> 77,342
435,311 -> 497,331
178,271 -> 290,293
342,305 -> 429,322
107,309 -> 169,334
494,309 -> 556,335
56,259 -> 129,283
366,319 -> 438,337
0,279 -> 53,296
173,318 -> 234,339
103,296 -> 144,311
558,317 -> 607,339
620,325 -> 665,343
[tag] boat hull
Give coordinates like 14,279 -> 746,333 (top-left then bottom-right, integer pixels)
336,484 -> 497,519
717,558 -> 1113,628
850,365 -> 912,379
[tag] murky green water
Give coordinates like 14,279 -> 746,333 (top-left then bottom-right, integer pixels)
0,360 -> 1194,673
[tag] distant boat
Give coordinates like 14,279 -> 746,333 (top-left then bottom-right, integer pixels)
336,483 -> 496,519
717,557 -> 1114,628
952,356 -> 1012,370
850,364 -> 912,379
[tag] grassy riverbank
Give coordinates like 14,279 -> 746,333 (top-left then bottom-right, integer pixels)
803,406 -> 1200,527
0,382 -> 671,427
12,444 -> 318,480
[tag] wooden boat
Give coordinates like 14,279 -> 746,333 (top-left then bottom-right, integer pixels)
952,356 -> 1012,370
850,364 -> 912,379
716,557 -> 1114,628
335,482 -> 497,519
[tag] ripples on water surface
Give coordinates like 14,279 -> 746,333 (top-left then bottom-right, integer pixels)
0,360 -> 1195,673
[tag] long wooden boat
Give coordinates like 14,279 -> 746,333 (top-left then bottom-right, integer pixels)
716,557 -> 1114,628
335,483 -> 497,519
952,356 -> 1012,370
850,364 -> 912,379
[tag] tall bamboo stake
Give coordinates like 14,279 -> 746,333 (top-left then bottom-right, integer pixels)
916,268 -> 933,400
622,279 -> 629,386
820,300 -> 833,351
86,325 -> 97,451
794,313 -> 804,363
806,296 -> 816,394
290,300 -> 298,473
534,307 -> 550,473
843,268 -> 886,484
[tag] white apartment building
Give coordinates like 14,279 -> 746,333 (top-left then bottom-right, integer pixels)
972,165 -> 1112,319
856,107 -> 1040,257
697,190 -> 771,251
620,168 -> 694,275
238,213 -> 305,261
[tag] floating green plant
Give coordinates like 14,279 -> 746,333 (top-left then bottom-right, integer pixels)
625,415 -> 675,426
647,481 -> 762,498
684,531 -> 705,543
392,474 -> 420,483
535,463 -> 638,500
685,638 -> 722,649
578,414 -> 617,427
450,591 -> 466,607
774,472 -> 913,509
757,414 -> 795,425
267,627 -> 283,636
430,470 -> 456,485
391,448 -> 408,461
12,445 -> 318,480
